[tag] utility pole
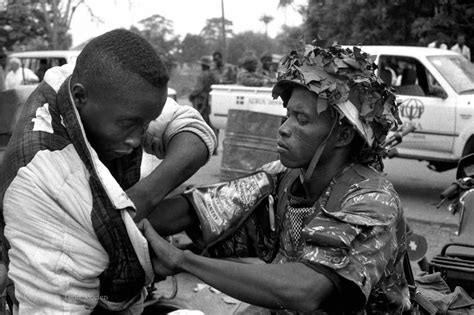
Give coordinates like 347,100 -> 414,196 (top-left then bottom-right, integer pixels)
221,0 -> 226,54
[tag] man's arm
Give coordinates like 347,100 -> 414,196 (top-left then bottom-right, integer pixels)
140,219 -> 335,313
128,97 -> 216,221
128,131 -> 208,222
145,194 -> 197,236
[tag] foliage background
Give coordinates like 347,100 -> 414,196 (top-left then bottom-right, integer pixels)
1,0 -> 473,94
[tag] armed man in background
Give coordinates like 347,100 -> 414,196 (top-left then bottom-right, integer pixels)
189,55 -> 219,154
212,51 -> 237,84
236,52 -> 273,87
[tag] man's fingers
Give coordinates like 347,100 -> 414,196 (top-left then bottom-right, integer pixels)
137,219 -> 146,232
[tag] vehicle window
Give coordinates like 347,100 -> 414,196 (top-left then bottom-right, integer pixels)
17,57 -> 68,82
378,55 -> 446,98
428,55 -> 474,94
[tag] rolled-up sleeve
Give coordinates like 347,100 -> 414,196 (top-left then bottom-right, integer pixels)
143,98 -> 216,160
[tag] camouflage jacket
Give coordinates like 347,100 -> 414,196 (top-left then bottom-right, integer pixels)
236,68 -> 271,87
184,161 -> 409,314
212,63 -> 237,84
189,69 -> 218,115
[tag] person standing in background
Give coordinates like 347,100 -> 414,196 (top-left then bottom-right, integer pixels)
236,53 -> 272,87
4,57 -> 38,90
257,51 -> 277,85
451,33 -> 471,61
189,56 -> 218,134
0,48 -> 7,92
212,51 -> 237,84
428,32 -> 448,50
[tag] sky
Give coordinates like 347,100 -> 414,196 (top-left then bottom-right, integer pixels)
69,0 -> 306,47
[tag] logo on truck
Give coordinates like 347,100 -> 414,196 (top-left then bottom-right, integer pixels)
400,98 -> 424,121
236,96 -> 245,105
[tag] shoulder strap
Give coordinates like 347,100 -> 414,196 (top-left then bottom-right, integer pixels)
403,252 -> 438,315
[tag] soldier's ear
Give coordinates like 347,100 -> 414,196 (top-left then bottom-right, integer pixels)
335,125 -> 355,147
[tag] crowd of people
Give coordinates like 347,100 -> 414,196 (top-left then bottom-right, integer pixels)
428,31 -> 471,61
188,50 -> 279,152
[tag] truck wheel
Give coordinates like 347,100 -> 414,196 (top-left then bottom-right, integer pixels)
462,137 -> 474,158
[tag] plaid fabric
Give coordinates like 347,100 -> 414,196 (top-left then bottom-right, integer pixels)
0,78 -> 145,303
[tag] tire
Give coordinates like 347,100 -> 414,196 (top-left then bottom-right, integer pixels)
462,136 -> 474,158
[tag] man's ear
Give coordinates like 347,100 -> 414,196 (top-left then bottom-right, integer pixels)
71,83 -> 87,109
336,125 -> 356,147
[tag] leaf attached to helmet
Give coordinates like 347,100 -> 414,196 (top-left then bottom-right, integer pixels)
272,43 -> 402,150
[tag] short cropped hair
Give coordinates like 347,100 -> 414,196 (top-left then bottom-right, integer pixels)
72,29 -> 169,90
212,51 -> 222,59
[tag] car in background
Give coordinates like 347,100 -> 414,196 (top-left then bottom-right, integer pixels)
9,50 -> 81,82
7,50 -> 177,100
209,46 -> 474,172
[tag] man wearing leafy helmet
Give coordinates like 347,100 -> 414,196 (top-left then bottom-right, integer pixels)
139,43 -> 409,314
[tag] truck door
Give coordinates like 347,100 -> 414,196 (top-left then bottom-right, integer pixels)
378,55 -> 455,153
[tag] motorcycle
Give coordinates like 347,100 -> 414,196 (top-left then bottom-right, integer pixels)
427,153 -> 474,297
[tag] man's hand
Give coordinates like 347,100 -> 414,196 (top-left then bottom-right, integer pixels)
138,219 -> 184,274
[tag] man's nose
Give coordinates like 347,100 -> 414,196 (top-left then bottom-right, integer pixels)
124,128 -> 143,148
278,119 -> 291,137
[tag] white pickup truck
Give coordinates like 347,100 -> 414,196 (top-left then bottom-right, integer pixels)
210,46 -> 474,172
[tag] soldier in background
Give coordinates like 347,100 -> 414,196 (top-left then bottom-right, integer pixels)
189,56 -> 218,128
212,51 -> 237,84
189,55 -> 219,154
236,53 -> 273,87
257,51 -> 277,85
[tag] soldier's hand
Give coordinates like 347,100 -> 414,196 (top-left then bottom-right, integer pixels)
138,219 -> 184,274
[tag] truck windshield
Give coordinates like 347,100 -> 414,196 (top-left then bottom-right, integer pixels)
428,55 -> 474,94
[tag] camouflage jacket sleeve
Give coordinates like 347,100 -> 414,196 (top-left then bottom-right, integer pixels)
299,177 -> 406,306
183,161 -> 287,260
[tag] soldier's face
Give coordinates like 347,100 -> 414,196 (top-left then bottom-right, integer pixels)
262,58 -> 272,70
277,87 -> 334,169
213,54 -> 222,65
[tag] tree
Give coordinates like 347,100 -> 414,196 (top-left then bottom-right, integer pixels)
179,33 -> 209,63
200,17 -> 234,52
302,0 -> 436,46
275,25 -> 305,52
259,14 -> 274,37
278,0 -> 294,26
4,0 -> 102,50
225,31 -> 278,65
132,14 -> 180,72
411,1 -> 474,47
0,4 -> 47,51
1,0 -> 110,50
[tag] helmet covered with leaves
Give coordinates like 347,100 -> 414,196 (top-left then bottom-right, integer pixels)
272,43 -> 401,153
